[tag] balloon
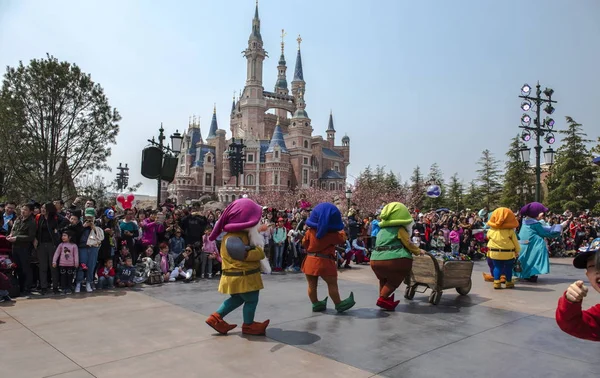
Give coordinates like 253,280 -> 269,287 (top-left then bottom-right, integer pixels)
126,194 -> 135,202
116,194 -> 134,210
426,185 -> 442,198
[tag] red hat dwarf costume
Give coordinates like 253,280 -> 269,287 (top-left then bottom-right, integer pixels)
302,202 -> 355,312
205,198 -> 270,336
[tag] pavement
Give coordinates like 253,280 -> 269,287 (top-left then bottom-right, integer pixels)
1,258 -> 599,378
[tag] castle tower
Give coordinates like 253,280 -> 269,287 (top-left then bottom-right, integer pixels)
265,117 -> 290,191
285,89 -> 313,188
291,35 -> 305,99
326,110 -> 335,148
239,1 -> 268,139
274,29 -> 289,121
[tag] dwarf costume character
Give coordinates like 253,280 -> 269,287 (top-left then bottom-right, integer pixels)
515,202 -> 561,282
205,199 -> 270,336
486,208 -> 520,289
370,202 -> 421,311
302,202 -> 355,313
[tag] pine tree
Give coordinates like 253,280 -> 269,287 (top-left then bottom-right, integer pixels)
500,135 -> 534,210
384,170 -> 400,191
423,163 -> 445,210
410,166 -> 425,210
476,149 -> 503,208
447,173 -> 464,212
546,117 -> 599,212
463,180 -> 483,210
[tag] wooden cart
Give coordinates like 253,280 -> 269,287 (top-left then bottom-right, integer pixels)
403,252 -> 473,305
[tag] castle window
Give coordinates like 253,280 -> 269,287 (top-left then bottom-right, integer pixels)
329,183 -> 335,190
303,157 -> 308,165
304,122 -> 308,127
303,140 -> 309,149
225,195 -> 229,203
303,169 -> 308,185
338,183 -> 344,191
287,180 -> 291,188
205,173 -> 212,186
246,174 -> 254,186
247,154 -> 254,162
232,195 -> 236,201
207,155 -> 212,163
274,173 -> 279,185
275,151 -> 279,159
334,164 -> 339,172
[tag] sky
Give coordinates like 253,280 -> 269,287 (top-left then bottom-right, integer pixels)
1,0 -> 599,195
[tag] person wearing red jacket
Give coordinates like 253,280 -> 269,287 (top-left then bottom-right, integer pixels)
97,259 -> 116,289
556,237 -> 600,341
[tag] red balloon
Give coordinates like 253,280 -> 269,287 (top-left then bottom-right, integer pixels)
126,194 -> 135,202
117,195 -> 125,204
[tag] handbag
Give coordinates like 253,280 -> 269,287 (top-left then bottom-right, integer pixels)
513,259 -> 522,273
86,227 -> 105,247
147,271 -> 163,285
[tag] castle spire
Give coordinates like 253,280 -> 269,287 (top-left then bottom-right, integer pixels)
293,34 -> 304,81
250,0 -> 262,42
327,110 -> 335,132
275,29 -> 288,92
231,91 -> 236,114
266,117 -> 288,153
207,104 -> 218,139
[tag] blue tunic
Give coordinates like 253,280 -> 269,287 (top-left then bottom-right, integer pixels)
514,218 -> 561,278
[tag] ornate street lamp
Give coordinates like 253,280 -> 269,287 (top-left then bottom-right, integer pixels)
544,147 -> 555,165
345,188 -> 352,210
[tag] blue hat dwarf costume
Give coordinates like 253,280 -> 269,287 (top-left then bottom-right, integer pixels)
556,238 -> 600,342
301,203 -> 355,312
204,198 -> 270,336
370,202 -> 421,311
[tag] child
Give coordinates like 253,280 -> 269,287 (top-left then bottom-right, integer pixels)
486,208 -> 520,289
97,259 -> 116,289
352,235 -> 370,264
116,257 -> 136,287
449,226 -> 462,256
302,202 -> 355,313
201,227 -> 220,278
52,231 -> 79,295
556,238 -> 600,341
154,242 -> 175,282
431,231 -> 446,251
115,241 -> 132,270
169,229 -> 185,258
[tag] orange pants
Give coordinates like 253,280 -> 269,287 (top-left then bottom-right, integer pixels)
370,258 -> 413,298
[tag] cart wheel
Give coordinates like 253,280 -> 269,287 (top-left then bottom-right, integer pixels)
429,291 -> 442,305
404,285 -> 416,300
456,279 -> 472,296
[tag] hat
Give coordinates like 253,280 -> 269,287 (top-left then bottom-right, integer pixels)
277,217 -> 284,222
379,202 -> 413,228
306,202 -> 344,239
487,207 -> 519,229
573,238 -> 600,269
520,202 -> 548,218
84,208 -> 96,218
209,198 -> 262,241
104,208 -> 115,219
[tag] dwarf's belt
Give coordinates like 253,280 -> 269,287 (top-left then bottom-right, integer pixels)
489,248 -> 515,252
307,252 -> 336,261
221,268 -> 261,277
373,246 -> 401,251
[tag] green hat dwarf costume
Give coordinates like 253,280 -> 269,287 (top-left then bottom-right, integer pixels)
371,202 -> 420,311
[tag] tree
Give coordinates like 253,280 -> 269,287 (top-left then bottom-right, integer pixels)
500,135 -> 533,210
423,163 -> 445,210
0,54 -> 121,202
546,117 -> 599,212
409,166 -> 426,210
447,173 -> 464,212
463,180 -> 483,210
476,149 -> 502,208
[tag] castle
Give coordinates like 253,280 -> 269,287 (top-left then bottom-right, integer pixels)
167,2 -> 350,204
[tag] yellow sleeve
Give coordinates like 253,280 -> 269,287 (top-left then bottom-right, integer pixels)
510,231 -> 521,254
398,228 -> 421,256
245,246 -> 266,262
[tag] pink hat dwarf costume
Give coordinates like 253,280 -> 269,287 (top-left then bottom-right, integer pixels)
205,198 -> 270,336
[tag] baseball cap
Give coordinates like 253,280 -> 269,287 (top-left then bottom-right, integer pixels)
573,237 -> 600,269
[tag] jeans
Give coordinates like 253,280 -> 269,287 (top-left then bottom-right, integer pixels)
492,259 -> 514,282
200,253 -> 214,276
76,247 -> 100,284
274,244 -> 284,268
451,243 -> 460,255
12,246 -> 32,292
170,267 -> 192,280
216,290 -> 260,324
38,242 -> 59,290
97,276 -> 115,289
0,289 -> 8,297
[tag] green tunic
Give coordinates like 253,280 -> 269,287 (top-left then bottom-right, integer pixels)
370,226 -> 413,261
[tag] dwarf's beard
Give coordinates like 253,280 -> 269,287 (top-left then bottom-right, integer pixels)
246,224 -> 265,249
404,221 -> 415,238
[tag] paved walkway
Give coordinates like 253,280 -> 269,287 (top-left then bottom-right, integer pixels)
1,258 -> 599,378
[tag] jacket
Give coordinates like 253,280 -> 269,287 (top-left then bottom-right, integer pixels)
154,252 -> 174,273
97,266 -> 116,278
556,294 -> 600,342
36,214 -> 69,246
10,215 -> 36,248
370,226 -> 420,261
52,242 -> 79,267
141,219 -> 165,246
273,227 -> 286,244
487,228 -> 521,260
218,231 -> 265,295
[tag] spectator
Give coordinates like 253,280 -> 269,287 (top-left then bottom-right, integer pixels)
1,201 -> 17,236
35,202 -> 68,295
7,203 -> 36,296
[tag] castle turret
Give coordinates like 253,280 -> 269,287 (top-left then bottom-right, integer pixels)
291,35 -> 305,98
326,110 -> 335,147
243,0 -> 266,88
207,104 -> 218,140
265,117 -> 290,191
